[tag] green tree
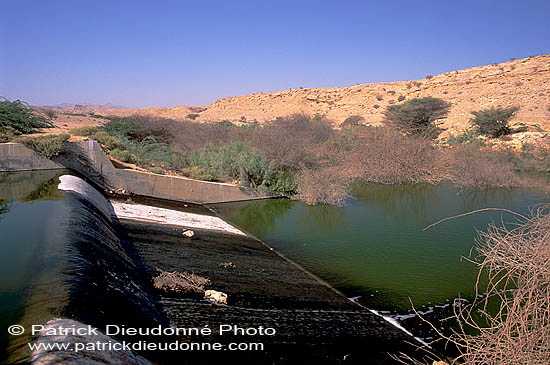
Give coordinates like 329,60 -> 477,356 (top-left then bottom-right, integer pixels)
470,106 -> 519,138
384,97 -> 451,137
0,98 -> 54,134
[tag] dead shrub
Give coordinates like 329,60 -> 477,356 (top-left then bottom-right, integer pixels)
450,205 -> 550,364
251,114 -> 333,170
446,144 -> 521,189
153,270 -> 210,294
341,127 -> 450,185
342,115 -> 364,128
294,167 -> 350,206
419,205 -> 550,364
395,206 -> 550,364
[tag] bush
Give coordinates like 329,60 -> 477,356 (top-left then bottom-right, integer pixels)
0,126 -> 17,142
186,113 -> 200,120
110,149 -> 137,164
252,114 -> 333,170
0,98 -> 53,134
123,136 -> 180,168
186,141 -> 273,187
446,144 -> 521,189
101,118 -> 138,137
341,115 -> 364,128
447,130 -> 482,145
88,112 -> 105,119
294,168 -> 350,205
470,106 -> 519,138
92,131 -> 126,150
44,109 -> 57,120
16,134 -> 69,158
342,127 -> 448,185
151,167 -> 166,175
384,97 -> 451,137
269,170 -> 298,196
70,125 -> 99,136
182,166 -> 216,181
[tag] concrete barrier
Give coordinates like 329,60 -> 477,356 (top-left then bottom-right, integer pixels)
0,141 -> 274,204
0,143 -> 63,171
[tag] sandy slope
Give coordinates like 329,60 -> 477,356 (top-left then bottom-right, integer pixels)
43,54 -> 550,137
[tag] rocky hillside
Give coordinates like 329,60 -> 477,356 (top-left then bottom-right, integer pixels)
196,55 -> 550,135
46,55 -> 550,137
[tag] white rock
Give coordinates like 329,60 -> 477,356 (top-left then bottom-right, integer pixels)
182,229 -> 194,238
205,290 -> 227,304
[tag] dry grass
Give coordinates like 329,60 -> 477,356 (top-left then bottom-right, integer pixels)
449,205 -> 550,364
153,270 -> 210,294
399,205 -> 550,364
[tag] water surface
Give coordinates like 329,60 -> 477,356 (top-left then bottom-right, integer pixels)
214,183 -> 549,313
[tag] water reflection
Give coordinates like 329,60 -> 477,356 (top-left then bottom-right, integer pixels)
0,199 -> 9,216
212,198 -> 295,236
215,182 -> 549,312
352,182 -> 440,224
298,203 -> 345,232
0,170 -> 66,202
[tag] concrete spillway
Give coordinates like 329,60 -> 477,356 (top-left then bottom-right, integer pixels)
3,171 -> 426,364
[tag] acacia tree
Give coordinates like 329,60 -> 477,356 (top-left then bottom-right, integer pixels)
384,97 -> 451,138
0,98 -> 53,134
470,106 -> 519,138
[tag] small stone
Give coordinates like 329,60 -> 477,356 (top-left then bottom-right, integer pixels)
182,229 -> 194,238
219,262 -> 236,269
205,290 -> 227,304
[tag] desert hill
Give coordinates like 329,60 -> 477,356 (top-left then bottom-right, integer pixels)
195,55 -> 550,135
46,55 -> 550,137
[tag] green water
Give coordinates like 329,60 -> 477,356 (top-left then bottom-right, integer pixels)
214,183 -> 549,312
0,171 -> 69,362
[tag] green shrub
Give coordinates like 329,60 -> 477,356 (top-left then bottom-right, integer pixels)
384,97 -> 451,137
0,98 -> 53,134
110,149 -> 137,163
216,120 -> 236,127
269,170 -> 298,195
181,166 -> 216,181
102,118 -> 138,137
151,167 -> 166,175
0,126 -> 17,142
470,106 -> 519,138
89,112 -> 105,119
93,131 -> 126,150
16,134 -> 69,158
185,141 -> 274,187
342,115 -> 364,128
122,136 -> 179,168
70,125 -> 99,136
44,109 -> 57,120
447,130 -> 482,145
186,113 -> 200,120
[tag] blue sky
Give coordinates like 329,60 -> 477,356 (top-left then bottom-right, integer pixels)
1,0 -> 549,107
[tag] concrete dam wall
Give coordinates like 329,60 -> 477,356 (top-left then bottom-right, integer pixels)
0,141 -> 273,204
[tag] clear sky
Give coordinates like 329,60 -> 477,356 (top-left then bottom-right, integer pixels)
1,0 -> 549,107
